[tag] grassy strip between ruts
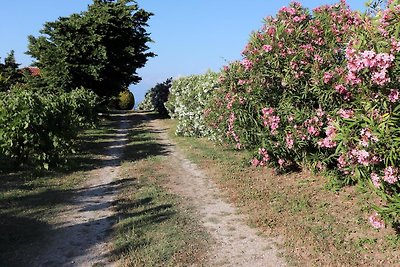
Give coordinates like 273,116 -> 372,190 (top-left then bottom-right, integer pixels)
110,113 -> 209,267
0,115 -> 118,266
159,118 -> 400,266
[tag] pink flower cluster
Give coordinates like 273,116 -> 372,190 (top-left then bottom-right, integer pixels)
262,44 -> 273,53
252,147 -> 270,167
337,108 -> 354,119
369,212 -> 385,229
345,47 -> 395,86
304,116 -> 324,137
377,4 -> 400,37
279,6 -> 297,16
318,121 -> 337,148
261,107 -> 280,135
352,149 -> 371,166
334,84 -> 352,100
383,166 -> 399,184
323,72 -> 333,84
240,58 -> 253,71
226,112 -> 241,149
337,148 -> 380,172
285,133 -> 294,149
359,128 -> 378,147
388,89 -> 399,102
370,172 -> 381,188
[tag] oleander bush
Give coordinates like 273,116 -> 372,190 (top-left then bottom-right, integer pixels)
137,90 -> 155,111
166,71 -> 219,137
0,86 -> 98,168
169,0 -> 400,228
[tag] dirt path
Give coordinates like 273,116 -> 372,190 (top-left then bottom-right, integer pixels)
32,113 -> 130,267
32,113 -> 286,266
147,117 -> 287,267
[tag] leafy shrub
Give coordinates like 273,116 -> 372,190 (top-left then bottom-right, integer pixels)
0,86 -> 98,168
206,1 -> 363,167
328,1 -> 400,226
137,90 -> 155,111
118,89 -> 135,110
166,71 -> 219,137
138,78 -> 172,115
170,1 -> 400,228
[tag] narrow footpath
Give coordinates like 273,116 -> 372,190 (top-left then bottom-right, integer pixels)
33,113 -> 130,267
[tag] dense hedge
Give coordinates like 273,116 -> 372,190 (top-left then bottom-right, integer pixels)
166,72 -> 219,137
0,86 -> 98,168
167,1 -> 400,229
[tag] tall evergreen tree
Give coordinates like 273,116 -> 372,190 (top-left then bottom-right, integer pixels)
0,51 -> 22,92
27,0 -> 155,97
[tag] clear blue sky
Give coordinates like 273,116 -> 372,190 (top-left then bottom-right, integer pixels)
0,0 -> 367,104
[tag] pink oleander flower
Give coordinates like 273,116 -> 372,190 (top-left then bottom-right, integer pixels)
371,172 -> 381,188
359,128 -> 378,147
346,71 -> 362,85
391,39 -> 400,53
356,149 -> 370,166
262,44 -> 273,52
266,26 -> 276,37
307,126 -> 319,136
369,212 -> 385,229
261,107 -> 274,116
372,69 -> 390,86
337,154 -> 347,169
383,166 -> 399,184
242,44 -> 250,55
280,6 -> 296,15
241,58 -> 253,70
278,159 -> 285,167
288,115 -> 294,122
256,148 -> 270,166
335,84 -> 347,94
316,108 -> 325,117
314,54 -> 323,63
318,122 -> 337,148
389,89 -> 399,102
360,50 -> 377,68
293,16 -> 302,23
338,108 -> 354,119
251,158 -> 259,167
323,72 -> 333,84
286,133 -> 294,149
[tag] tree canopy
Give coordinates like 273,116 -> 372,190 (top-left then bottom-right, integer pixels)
0,51 -> 22,92
27,0 -> 155,97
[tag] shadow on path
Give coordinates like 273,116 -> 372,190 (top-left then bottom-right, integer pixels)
0,112 -> 171,266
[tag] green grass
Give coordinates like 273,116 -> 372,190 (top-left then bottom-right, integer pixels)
159,118 -> 400,266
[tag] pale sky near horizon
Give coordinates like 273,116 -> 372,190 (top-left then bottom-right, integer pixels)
0,1 -> 367,103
